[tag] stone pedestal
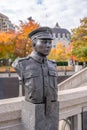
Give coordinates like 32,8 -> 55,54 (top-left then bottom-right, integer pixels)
22,101 -> 59,130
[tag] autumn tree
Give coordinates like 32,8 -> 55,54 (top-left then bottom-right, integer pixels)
16,17 -> 39,57
48,47 -> 56,60
48,42 -> 68,61
71,17 -> 87,62
0,31 -> 17,60
56,42 -> 68,61
0,17 -> 40,62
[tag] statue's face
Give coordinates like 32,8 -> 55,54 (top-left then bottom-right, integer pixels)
34,39 -> 52,56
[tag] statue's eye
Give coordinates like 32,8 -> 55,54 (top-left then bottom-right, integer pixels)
39,39 -> 52,44
47,40 -> 52,44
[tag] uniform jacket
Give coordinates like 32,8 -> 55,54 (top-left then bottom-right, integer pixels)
12,51 -> 58,103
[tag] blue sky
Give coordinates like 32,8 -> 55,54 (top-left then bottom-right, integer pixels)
0,0 -> 87,31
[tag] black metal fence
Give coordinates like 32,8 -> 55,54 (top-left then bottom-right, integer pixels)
0,77 -> 19,99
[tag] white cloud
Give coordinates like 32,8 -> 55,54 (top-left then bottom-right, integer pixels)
0,0 -> 87,31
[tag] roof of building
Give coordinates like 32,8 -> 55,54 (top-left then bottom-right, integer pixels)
52,22 -> 71,37
52,27 -> 70,34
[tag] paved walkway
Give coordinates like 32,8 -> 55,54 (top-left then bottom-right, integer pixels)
0,71 -> 75,78
0,73 -> 18,78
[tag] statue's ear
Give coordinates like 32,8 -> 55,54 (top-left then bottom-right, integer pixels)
32,42 -> 36,48
33,43 -> 36,47
32,38 -> 37,48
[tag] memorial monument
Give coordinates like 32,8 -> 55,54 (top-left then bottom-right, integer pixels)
12,27 -> 59,130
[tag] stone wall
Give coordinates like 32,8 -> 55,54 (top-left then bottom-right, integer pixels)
0,97 -> 23,130
0,77 -> 19,99
58,67 -> 87,90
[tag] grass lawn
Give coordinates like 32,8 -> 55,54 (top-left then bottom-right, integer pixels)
0,66 -> 74,72
0,66 -> 15,72
57,66 -> 74,71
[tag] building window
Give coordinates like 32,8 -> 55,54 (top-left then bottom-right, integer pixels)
53,33 -> 56,38
62,33 -> 65,38
58,33 -> 60,39
66,33 -> 70,40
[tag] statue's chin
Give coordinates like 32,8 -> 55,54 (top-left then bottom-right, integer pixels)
40,53 -> 49,57
37,52 -> 48,57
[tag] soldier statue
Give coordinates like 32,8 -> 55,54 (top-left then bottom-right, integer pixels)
12,27 -> 58,115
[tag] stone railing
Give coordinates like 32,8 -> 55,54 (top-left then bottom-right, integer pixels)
59,86 -> 87,120
0,86 -> 87,129
0,97 -> 23,130
58,67 -> 87,91
59,86 -> 87,130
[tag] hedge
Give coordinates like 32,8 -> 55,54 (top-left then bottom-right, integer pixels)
56,61 -> 68,66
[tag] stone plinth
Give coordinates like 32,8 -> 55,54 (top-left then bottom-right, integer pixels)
22,101 -> 59,130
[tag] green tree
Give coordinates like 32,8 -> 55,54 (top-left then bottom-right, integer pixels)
71,17 -> 87,61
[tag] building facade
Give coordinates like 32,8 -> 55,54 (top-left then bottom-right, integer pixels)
0,13 -> 15,32
52,23 -> 71,48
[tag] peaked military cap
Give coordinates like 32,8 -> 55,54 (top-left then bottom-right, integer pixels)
28,27 -> 53,41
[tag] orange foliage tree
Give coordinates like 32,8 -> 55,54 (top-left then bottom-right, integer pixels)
0,31 -> 17,60
71,17 -> 87,62
0,17 -> 40,62
48,42 -> 68,61
16,17 -> 39,57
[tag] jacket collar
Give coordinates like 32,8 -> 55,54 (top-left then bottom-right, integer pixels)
30,51 -> 47,63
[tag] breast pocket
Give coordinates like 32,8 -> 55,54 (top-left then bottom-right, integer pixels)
23,70 -> 40,89
23,70 -> 40,96
23,70 -> 43,102
48,70 -> 57,89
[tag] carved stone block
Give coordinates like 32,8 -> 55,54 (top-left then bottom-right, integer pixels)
22,101 -> 59,130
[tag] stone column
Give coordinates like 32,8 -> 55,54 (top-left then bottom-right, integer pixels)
22,100 -> 59,130
77,113 -> 82,130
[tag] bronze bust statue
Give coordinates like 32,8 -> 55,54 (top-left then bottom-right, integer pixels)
12,27 -> 58,105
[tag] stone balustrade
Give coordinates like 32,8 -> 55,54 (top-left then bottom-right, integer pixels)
0,97 -> 23,130
59,86 -> 87,120
0,86 -> 87,129
58,67 -> 87,90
